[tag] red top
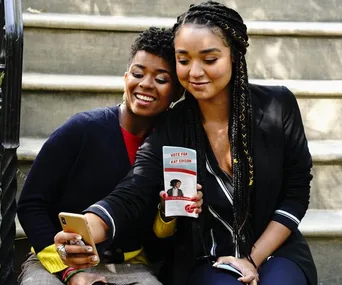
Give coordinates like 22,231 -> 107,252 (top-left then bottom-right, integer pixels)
121,126 -> 144,166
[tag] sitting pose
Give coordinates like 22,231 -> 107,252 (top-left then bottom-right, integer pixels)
55,2 -> 317,285
17,27 -> 202,285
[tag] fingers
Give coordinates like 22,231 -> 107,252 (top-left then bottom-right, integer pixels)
64,244 -> 93,254
63,254 -> 99,269
239,275 -> 258,285
54,231 -> 82,247
213,256 -> 233,266
159,191 -> 168,200
159,191 -> 168,210
190,190 -> 203,214
238,273 -> 258,284
196,184 -> 202,190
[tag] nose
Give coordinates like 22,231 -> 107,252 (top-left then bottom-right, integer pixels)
139,75 -> 154,89
189,61 -> 204,78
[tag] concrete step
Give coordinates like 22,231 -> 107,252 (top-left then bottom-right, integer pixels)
21,73 -> 342,141
16,136 -> 342,211
22,0 -> 342,21
22,13 -> 342,80
21,74 -> 124,138
299,210 -> 342,285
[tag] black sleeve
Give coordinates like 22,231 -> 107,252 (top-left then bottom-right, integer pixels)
272,86 -> 313,231
85,129 -> 167,239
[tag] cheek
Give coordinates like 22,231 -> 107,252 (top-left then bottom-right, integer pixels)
158,84 -> 174,101
176,65 -> 188,81
125,77 -> 139,93
208,64 -> 231,81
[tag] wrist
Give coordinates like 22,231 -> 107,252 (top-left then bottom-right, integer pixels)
248,252 -> 264,269
158,203 -> 174,222
246,255 -> 258,269
61,267 -> 84,284
55,268 -> 68,281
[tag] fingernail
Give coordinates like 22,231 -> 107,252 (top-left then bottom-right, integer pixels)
75,235 -> 82,240
91,255 -> 98,262
213,262 -> 218,267
162,193 -> 167,199
86,246 -> 93,252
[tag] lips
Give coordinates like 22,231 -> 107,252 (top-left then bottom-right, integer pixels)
190,82 -> 209,85
135,93 -> 156,102
189,81 -> 209,90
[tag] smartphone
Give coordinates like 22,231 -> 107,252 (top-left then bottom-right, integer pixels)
58,212 -> 100,263
214,263 -> 244,277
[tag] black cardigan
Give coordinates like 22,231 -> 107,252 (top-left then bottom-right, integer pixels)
87,84 -> 317,285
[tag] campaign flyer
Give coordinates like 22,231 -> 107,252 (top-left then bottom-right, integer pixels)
162,146 -> 198,217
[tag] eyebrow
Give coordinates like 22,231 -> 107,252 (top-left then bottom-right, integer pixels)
175,48 -> 222,54
132,64 -> 171,75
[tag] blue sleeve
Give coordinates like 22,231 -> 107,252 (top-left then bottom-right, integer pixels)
84,130 -> 166,239
17,113 -> 87,253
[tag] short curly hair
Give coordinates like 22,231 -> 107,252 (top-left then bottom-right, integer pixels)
128,27 -> 182,101
129,27 -> 175,68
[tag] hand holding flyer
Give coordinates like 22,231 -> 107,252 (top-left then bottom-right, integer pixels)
162,146 -> 198,218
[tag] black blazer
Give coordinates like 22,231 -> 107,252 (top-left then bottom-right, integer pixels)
89,84 -> 317,285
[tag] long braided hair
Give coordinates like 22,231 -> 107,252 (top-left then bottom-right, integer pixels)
173,1 -> 254,258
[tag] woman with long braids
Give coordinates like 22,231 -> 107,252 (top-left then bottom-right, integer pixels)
54,1 -> 317,285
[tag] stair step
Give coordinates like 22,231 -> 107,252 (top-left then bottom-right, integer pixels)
22,73 -> 123,92
17,137 -> 342,163
22,74 -> 342,97
17,138 -> 342,211
14,209 -> 342,239
22,0 -> 342,21
23,13 -> 342,36
22,14 -> 342,80
20,74 -> 342,141
299,210 -> 342,237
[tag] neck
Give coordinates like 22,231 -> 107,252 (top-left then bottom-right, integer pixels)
119,104 -> 155,138
197,90 -> 231,129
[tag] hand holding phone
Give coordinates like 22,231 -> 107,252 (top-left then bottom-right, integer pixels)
58,212 -> 100,264
214,263 -> 244,277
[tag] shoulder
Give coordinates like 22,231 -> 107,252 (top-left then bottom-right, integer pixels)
47,105 -> 120,145
249,83 -> 298,117
71,105 -> 119,126
60,105 -> 119,133
250,83 -> 296,105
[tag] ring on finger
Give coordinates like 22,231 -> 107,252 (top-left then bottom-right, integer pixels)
56,244 -> 67,259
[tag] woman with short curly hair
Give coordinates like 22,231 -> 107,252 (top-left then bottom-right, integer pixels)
17,27 -> 185,285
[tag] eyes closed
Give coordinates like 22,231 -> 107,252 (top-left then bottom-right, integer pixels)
130,66 -> 171,85
177,57 -> 218,65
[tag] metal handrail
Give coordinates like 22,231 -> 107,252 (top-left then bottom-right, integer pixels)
0,0 -> 23,283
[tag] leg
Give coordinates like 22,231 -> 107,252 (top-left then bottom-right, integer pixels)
18,253 -> 63,285
186,262 -> 242,285
259,257 -> 308,285
87,263 -> 162,285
